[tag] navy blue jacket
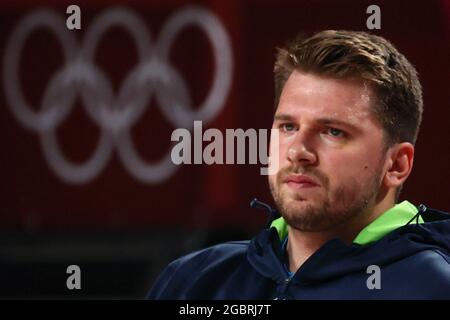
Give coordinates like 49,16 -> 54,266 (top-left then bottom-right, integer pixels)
148,205 -> 450,299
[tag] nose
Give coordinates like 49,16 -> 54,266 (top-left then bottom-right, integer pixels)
287,131 -> 317,166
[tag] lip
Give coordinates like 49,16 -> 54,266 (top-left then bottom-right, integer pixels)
284,174 -> 319,188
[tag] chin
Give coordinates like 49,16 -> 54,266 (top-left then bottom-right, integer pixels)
283,188 -> 322,205
281,197 -> 316,215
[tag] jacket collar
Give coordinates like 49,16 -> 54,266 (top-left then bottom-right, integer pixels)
247,200 -> 449,284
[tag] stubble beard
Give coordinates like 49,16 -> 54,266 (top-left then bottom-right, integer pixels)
269,164 -> 383,232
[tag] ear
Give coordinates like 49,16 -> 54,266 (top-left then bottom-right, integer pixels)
383,142 -> 415,188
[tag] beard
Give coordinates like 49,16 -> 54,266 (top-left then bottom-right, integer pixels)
268,163 -> 383,232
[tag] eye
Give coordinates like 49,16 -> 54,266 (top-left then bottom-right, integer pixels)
279,123 -> 298,133
326,127 -> 344,137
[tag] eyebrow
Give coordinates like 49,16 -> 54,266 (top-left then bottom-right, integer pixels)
274,113 -> 361,132
273,113 -> 294,121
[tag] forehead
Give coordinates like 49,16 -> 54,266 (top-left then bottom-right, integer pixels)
277,70 -> 377,125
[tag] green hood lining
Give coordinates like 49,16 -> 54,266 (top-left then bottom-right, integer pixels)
270,200 -> 423,245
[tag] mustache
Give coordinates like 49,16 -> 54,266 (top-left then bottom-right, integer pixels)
276,165 -> 329,187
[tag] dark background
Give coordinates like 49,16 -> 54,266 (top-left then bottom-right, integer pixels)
0,0 -> 449,298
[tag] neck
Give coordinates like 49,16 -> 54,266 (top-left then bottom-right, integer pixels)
286,192 -> 396,273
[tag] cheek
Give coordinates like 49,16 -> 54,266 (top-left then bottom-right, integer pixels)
271,137 -> 290,165
324,152 -> 380,187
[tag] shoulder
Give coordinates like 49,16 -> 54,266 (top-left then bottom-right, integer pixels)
170,240 -> 250,272
416,249 -> 450,276
186,240 -> 250,260
401,249 -> 450,298
146,240 -> 250,299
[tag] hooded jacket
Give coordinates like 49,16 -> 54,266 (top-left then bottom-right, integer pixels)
147,201 -> 450,299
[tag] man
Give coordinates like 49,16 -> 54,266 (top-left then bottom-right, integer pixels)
148,30 -> 450,299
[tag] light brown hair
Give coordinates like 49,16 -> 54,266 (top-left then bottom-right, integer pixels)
274,30 -> 423,146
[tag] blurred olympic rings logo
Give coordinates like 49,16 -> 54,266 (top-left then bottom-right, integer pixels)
3,6 -> 232,184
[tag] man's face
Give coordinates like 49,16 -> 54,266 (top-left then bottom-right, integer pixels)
268,70 -> 387,232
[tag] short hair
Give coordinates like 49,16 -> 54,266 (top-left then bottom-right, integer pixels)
274,30 -> 423,146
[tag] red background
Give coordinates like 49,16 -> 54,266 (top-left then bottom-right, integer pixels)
1,0 -> 449,233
